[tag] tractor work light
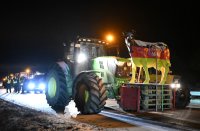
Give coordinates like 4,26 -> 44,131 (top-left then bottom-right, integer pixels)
176,83 -> 181,88
28,82 -> 35,89
170,83 -> 175,88
77,53 -> 87,63
170,83 -> 181,89
39,83 -> 46,89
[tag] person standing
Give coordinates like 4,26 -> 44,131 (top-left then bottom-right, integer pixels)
16,74 -> 21,93
6,76 -> 12,93
13,76 -> 18,92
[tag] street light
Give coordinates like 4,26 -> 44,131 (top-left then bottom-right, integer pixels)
106,34 -> 114,43
26,68 -> 31,78
105,33 -> 119,56
26,69 -> 30,74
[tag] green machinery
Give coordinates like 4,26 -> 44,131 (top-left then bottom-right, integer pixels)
45,34 -> 190,114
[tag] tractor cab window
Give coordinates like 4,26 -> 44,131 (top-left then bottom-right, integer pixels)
91,46 -> 101,58
106,46 -> 119,56
80,43 -> 89,55
91,47 -> 96,57
66,38 -> 107,63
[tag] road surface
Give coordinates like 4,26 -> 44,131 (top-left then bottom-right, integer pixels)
0,88 -> 200,131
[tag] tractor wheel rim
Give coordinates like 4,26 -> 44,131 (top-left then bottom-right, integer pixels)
48,77 -> 57,98
84,90 -> 89,103
80,84 -> 89,103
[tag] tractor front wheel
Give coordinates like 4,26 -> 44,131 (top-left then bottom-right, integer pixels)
45,61 -> 72,112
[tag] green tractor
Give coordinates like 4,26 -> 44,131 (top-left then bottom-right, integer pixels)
45,33 -> 190,114
45,37 -> 131,114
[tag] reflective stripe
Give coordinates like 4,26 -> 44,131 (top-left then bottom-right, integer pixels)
7,80 -> 11,84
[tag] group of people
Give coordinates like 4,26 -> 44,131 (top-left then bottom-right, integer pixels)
3,74 -> 23,93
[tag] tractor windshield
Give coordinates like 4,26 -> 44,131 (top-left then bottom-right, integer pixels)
106,46 -> 119,56
77,38 -> 106,60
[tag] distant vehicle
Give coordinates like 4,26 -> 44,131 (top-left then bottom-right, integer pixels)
22,74 -> 46,93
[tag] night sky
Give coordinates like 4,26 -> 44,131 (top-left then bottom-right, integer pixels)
0,1 -> 199,86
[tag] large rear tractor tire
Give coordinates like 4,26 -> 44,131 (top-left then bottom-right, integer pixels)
175,87 -> 191,108
45,61 -> 73,112
73,72 -> 107,114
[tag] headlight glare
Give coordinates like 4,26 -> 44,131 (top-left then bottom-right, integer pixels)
170,83 -> 175,88
77,53 -> 87,63
176,83 -> 181,88
170,83 -> 181,89
39,83 -> 45,89
28,82 -> 35,89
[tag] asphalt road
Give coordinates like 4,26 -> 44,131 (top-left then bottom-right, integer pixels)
0,88 -> 200,131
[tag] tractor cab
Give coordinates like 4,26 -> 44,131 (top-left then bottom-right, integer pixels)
65,38 -> 109,76
66,38 -> 107,63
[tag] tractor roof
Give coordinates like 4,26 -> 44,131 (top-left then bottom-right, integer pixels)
77,37 -> 109,45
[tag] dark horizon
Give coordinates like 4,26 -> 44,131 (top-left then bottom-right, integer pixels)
0,1 -> 199,86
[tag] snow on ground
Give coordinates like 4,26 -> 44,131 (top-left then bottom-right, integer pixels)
0,88 -> 103,130
0,99 -> 103,131
0,90 -> 56,114
0,88 -> 81,119
0,89 -> 56,114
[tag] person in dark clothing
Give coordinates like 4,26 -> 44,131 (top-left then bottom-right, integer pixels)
16,74 -> 21,93
13,76 -> 18,92
3,77 -> 7,89
6,76 -> 12,93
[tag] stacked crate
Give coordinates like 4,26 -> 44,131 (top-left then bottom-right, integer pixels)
140,84 -> 173,111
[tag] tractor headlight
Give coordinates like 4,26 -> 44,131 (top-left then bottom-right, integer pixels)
28,82 -> 35,89
39,83 -> 45,89
170,83 -> 181,89
77,53 -> 87,63
170,83 -> 175,88
176,83 -> 181,88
